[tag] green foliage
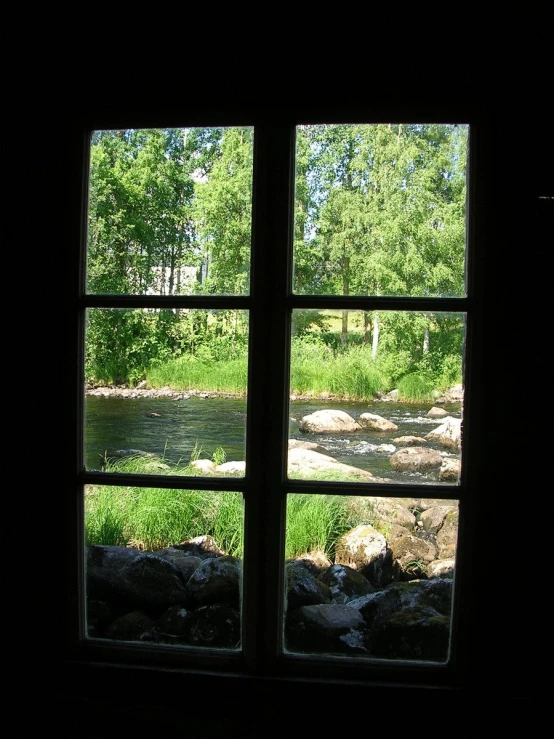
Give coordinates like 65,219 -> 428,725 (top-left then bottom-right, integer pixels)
126,486 -> 204,551
289,337 -> 390,399
193,127 -> 254,296
291,310 -> 332,337
147,353 -> 248,393
85,124 -> 467,392
434,352 -> 463,389
292,123 -> 467,301
86,308 -> 183,386
328,347 -> 384,399
209,493 -> 244,558
86,460 -> 372,561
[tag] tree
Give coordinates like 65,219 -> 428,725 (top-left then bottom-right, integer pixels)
293,123 -> 468,356
193,127 -> 254,296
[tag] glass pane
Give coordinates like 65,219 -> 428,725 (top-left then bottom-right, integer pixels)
288,310 -> 464,486
293,123 -> 468,297
284,493 -> 457,661
85,308 -> 248,476
86,127 -> 254,296
85,485 -> 243,649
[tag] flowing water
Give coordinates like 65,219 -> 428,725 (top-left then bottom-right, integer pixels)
85,395 -> 462,485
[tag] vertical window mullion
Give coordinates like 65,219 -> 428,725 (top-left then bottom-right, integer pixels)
244,123 -> 296,670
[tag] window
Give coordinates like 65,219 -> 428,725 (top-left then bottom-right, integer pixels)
65,107 -> 485,689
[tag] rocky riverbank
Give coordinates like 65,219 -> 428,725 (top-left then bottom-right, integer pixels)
85,382 -> 464,405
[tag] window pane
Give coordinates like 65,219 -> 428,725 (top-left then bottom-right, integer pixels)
85,485 -> 243,649
293,123 -> 468,297
87,127 -> 254,296
284,493 -> 457,661
288,310 -> 464,486
85,308 -> 248,476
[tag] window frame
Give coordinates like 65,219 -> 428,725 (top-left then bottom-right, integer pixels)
64,105 -> 487,689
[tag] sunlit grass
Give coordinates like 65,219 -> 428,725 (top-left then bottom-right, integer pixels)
86,454 -> 245,554
85,455 -> 380,559
86,482 -> 245,556
147,356 -> 248,394
396,373 -> 436,402
285,494 -> 353,560
289,342 -> 390,399
122,339 -> 461,403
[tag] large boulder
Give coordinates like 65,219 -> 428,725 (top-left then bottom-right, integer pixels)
299,409 -> 360,433
334,524 -> 400,588
425,416 -> 462,451
390,446 -> 443,477
287,447 -> 377,481
358,413 -> 399,432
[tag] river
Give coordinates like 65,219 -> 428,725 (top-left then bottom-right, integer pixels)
85,395 -> 462,484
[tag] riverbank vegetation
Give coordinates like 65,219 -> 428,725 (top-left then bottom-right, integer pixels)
85,124 -> 467,403
90,316 -> 462,404
142,323 -> 461,403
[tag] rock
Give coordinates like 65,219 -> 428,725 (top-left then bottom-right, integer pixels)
287,447 -> 377,481
427,407 -> 448,418
425,416 -> 462,452
358,413 -> 399,432
299,409 -> 361,433
439,457 -> 460,481
334,524 -> 400,588
390,446 -> 444,477
317,564 -> 375,603
395,435 -> 428,446
85,498 -> 459,660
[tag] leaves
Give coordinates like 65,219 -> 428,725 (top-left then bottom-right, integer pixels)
85,123 -> 467,387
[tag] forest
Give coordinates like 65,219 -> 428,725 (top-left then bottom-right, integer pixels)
85,123 -> 468,401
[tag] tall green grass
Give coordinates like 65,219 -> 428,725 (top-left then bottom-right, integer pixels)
396,373 -> 436,402
85,456 -> 375,560
284,494 -> 353,560
86,483 -> 245,556
147,355 -> 248,394
136,339 -> 462,403
86,455 -> 245,554
289,341 -> 390,399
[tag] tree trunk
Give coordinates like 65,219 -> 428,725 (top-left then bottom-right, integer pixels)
341,271 -> 349,346
423,325 -> 430,353
363,311 -> 371,344
372,312 -> 379,358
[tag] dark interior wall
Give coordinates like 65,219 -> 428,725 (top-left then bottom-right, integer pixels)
48,79 -> 548,730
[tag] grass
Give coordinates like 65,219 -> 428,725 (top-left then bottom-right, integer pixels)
86,454 -> 245,553
396,373 -> 437,403
147,355 -> 248,395
143,340 -> 461,403
86,454 -> 399,560
284,494 -> 354,560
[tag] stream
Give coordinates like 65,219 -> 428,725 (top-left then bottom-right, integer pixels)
85,395 -> 462,484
